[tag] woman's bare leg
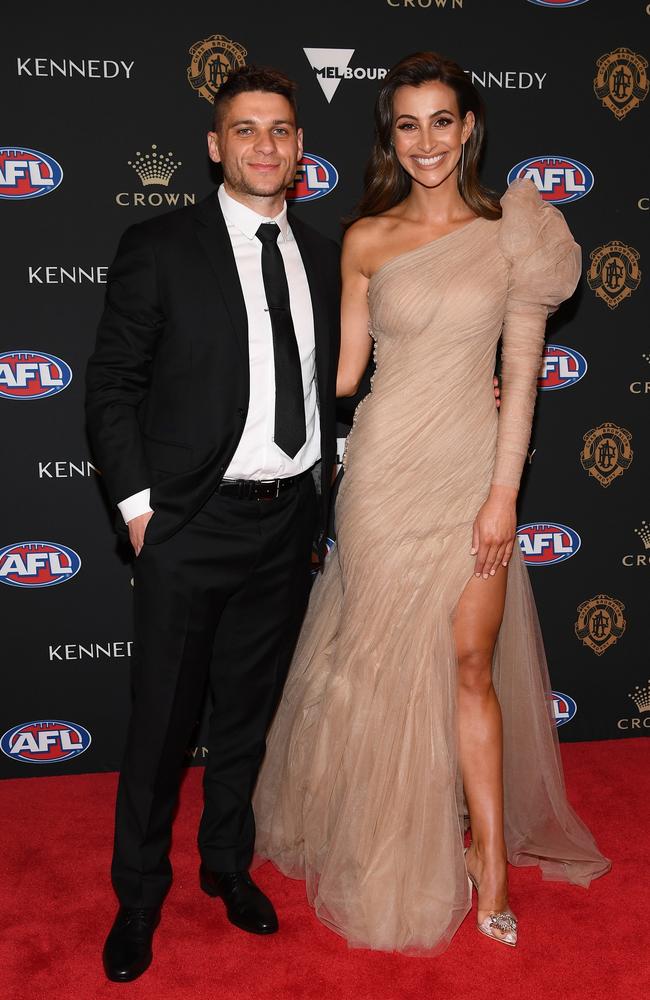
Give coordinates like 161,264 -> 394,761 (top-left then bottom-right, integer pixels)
454,566 -> 511,938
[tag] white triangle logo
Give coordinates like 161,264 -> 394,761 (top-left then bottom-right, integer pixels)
304,48 -> 355,103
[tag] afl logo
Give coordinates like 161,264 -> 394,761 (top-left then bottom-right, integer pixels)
1,721 -> 92,763
0,351 -> 72,400
0,541 -> 82,588
287,153 -> 338,203
550,693 -> 577,728
528,1 -> 589,7
0,147 -> 63,200
539,345 -> 588,391
517,523 -> 581,566
507,156 -> 594,204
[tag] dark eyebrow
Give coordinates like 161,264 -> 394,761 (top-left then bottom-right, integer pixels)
230,118 -> 295,127
395,109 -> 456,122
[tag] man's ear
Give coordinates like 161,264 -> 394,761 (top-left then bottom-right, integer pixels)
296,127 -> 304,162
207,131 -> 221,164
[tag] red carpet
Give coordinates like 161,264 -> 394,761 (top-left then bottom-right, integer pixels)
1,739 -> 648,1000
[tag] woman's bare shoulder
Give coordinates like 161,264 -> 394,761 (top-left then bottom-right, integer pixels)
343,215 -> 402,270
345,213 -> 402,243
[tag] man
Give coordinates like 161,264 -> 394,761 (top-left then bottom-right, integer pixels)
86,65 -> 340,983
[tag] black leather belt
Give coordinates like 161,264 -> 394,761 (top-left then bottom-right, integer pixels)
217,471 -> 309,500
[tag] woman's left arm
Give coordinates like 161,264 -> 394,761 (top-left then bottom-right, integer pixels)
471,183 -> 582,580
471,294 -> 548,579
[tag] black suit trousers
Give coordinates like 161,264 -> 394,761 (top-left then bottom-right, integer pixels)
111,474 -> 318,908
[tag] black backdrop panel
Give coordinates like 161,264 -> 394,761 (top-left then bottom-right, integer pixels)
1,0 -> 648,777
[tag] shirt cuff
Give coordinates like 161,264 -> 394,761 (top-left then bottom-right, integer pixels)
117,488 -> 152,525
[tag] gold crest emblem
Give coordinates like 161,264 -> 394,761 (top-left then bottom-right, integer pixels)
187,34 -> 247,104
587,241 -> 641,309
575,594 -> 626,656
594,48 -> 649,120
580,422 -> 633,487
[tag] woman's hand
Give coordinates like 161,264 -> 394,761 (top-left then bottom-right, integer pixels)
470,485 -> 517,578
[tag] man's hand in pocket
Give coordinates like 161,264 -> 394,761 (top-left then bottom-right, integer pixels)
128,511 -> 154,556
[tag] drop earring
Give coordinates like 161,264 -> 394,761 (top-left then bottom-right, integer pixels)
460,143 -> 465,183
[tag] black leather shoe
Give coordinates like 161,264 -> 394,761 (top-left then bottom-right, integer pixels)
199,865 -> 278,934
102,906 -> 161,982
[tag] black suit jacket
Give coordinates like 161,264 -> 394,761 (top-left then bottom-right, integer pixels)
86,191 -> 341,549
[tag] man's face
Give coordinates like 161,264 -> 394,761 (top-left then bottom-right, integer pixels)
207,91 -> 302,202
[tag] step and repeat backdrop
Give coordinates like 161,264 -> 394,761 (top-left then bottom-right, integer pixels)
1,0 -> 648,776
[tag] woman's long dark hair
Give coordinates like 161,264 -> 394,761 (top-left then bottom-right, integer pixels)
351,51 -> 501,225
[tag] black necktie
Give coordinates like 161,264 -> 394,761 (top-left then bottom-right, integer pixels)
256,223 -> 306,459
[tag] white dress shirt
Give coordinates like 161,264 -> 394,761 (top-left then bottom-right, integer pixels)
118,184 -> 320,524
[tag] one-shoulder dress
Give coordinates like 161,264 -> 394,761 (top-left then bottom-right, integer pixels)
252,179 -> 610,955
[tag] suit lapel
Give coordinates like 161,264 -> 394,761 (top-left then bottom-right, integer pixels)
290,216 -> 331,404
193,192 -> 249,361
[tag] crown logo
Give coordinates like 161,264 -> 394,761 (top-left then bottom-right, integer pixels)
634,520 -> 650,550
629,680 -> 650,713
128,145 -> 182,187
643,353 -> 650,365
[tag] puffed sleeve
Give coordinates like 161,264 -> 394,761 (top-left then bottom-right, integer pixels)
491,178 -> 581,490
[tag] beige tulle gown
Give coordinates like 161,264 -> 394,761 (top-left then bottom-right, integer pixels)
253,179 -> 610,955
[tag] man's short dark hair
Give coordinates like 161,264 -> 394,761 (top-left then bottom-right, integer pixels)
212,65 -> 298,131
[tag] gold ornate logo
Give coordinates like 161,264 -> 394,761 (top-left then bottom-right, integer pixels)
128,144 -> 181,187
587,241 -> 641,308
575,594 -> 626,656
580,422 -> 633,487
187,34 -> 247,104
594,48 -> 649,120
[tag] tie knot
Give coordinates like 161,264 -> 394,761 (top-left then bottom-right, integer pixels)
256,222 -> 281,245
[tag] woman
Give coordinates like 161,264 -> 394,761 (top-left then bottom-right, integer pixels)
253,52 -> 610,954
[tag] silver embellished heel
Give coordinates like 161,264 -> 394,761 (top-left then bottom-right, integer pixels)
465,849 -> 518,948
